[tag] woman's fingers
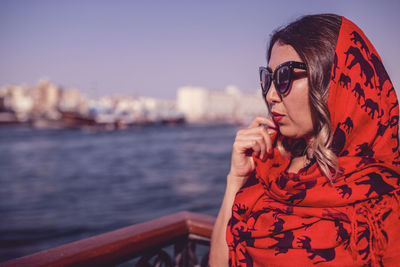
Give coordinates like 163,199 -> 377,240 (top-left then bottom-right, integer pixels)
252,139 -> 263,158
237,125 -> 273,139
234,137 -> 261,153
236,134 -> 264,158
249,116 -> 277,129
236,126 -> 277,158
260,127 -> 274,158
230,116 -> 278,178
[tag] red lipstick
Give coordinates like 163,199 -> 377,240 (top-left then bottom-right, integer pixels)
271,111 -> 284,123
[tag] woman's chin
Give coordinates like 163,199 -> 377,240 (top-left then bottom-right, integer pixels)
280,129 -> 307,139
278,127 -> 295,138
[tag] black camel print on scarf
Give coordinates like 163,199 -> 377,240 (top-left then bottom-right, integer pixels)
344,46 -> 375,88
297,236 -> 336,264
285,190 -> 306,204
271,205 -> 294,215
334,220 -> 350,247
376,121 -> 390,138
235,225 -> 255,247
355,172 -> 395,197
269,214 -> 285,234
293,179 -> 317,190
379,168 -> 400,185
355,143 -> 374,157
322,209 -> 350,222
234,203 -> 248,215
331,123 -> 346,155
339,73 -> 351,89
342,117 -> 353,134
369,53 -> 390,96
361,98 -> 383,119
337,184 -> 352,198
351,82 -> 365,104
248,208 -> 272,230
350,31 -> 370,56
268,231 -> 295,255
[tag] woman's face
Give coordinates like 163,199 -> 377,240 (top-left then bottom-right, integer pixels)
266,42 -> 314,139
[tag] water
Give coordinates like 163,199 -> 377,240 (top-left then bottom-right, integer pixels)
0,124 -> 239,262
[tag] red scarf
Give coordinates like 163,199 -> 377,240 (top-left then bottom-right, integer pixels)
227,17 -> 400,266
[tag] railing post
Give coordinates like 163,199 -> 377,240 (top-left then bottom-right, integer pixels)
174,238 -> 198,267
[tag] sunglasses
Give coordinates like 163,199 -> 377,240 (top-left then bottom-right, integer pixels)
259,61 -> 307,96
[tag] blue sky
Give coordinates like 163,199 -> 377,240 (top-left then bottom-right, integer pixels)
0,0 -> 399,100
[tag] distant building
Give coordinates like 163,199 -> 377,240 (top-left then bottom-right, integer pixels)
30,79 -> 60,114
177,85 -> 267,124
176,86 -> 208,122
1,85 -> 34,121
59,88 -> 88,114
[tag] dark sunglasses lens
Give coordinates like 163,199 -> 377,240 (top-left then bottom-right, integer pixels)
276,66 -> 291,94
260,69 -> 271,95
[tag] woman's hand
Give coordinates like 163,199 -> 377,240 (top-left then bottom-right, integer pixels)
210,116 -> 277,267
228,116 -> 277,188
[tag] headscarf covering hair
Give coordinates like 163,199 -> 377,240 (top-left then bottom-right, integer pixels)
227,16 -> 400,267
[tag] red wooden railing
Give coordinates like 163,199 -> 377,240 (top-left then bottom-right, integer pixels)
1,211 -> 216,267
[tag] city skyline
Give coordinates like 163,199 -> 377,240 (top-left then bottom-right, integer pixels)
1,0 -> 399,100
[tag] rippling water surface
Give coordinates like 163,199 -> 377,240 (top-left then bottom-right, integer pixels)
0,124 -> 238,262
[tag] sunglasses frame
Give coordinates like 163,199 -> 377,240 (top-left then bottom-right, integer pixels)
259,61 -> 307,96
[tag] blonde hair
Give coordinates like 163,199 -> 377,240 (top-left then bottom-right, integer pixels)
309,87 -> 339,180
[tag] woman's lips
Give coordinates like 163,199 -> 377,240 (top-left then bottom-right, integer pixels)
273,115 -> 284,123
271,112 -> 284,123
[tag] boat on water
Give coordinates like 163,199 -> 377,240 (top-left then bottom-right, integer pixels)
0,110 -> 186,131
1,212 -> 215,267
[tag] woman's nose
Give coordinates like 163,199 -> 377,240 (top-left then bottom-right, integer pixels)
266,83 -> 281,104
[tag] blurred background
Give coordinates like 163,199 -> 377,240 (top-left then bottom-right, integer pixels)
0,0 -> 399,262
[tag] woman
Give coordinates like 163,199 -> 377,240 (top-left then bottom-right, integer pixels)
210,14 -> 400,266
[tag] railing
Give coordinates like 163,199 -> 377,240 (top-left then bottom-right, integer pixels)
1,211 -> 216,267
